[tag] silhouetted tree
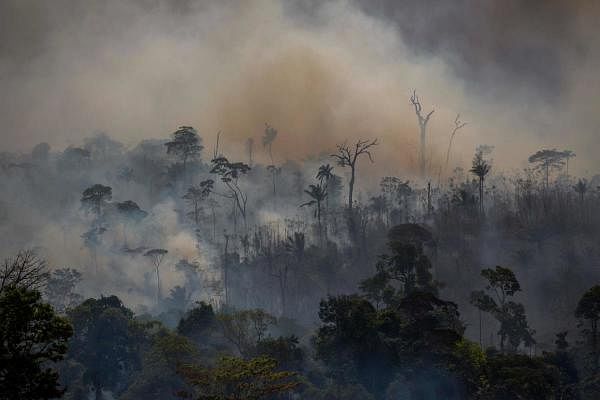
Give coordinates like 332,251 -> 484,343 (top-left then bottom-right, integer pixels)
210,156 -> 251,231
262,123 -> 278,163
528,149 -> 569,188
470,147 -> 491,215
165,126 -> 203,179
470,266 -> 535,352
410,90 -> 435,177
300,184 -> 327,239
81,184 -> 112,220
182,180 -> 214,226
331,138 -> 378,212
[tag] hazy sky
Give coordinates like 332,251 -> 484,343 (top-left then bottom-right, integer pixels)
1,0 -> 599,175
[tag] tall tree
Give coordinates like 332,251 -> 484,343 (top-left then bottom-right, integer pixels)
81,184 -> 112,220
410,90 -> 435,177
331,139 -> 378,212
165,126 -> 203,179
444,114 -> 467,177
300,184 -> 327,239
470,266 -> 535,352
116,200 -> 148,246
528,149 -> 569,188
144,248 -> 168,304
470,147 -> 492,215
182,180 -> 214,226
210,156 -> 251,232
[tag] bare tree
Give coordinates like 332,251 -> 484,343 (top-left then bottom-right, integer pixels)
444,114 -> 467,175
0,250 -> 49,295
410,90 -> 435,177
331,138 -> 378,212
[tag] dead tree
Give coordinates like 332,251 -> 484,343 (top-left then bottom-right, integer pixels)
331,138 -> 378,212
444,114 -> 467,174
410,90 -> 434,177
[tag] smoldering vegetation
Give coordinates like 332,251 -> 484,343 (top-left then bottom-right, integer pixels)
2,1 -> 600,399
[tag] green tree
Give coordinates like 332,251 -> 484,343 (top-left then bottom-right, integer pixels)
0,287 -> 73,400
470,266 -> 535,352
67,296 -> 149,399
178,356 -> 298,400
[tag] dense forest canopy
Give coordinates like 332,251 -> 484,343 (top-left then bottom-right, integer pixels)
1,1 -> 600,399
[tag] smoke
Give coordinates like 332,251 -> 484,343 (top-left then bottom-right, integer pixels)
1,0 -> 599,176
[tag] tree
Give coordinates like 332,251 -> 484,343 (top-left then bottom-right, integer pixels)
575,285 -> 600,373
116,200 -> 148,245
177,356 -> 298,400
528,149 -> 569,188
44,268 -> 82,314
217,309 -> 276,357
266,164 -> 281,198
67,296 -> 148,399
331,138 -> 378,212
262,123 -> 278,163
182,180 -> 214,226
0,287 -> 73,400
165,126 -> 203,179
470,266 -> 535,352
410,90 -> 435,177
0,249 -> 49,295
210,156 -> 251,231
300,184 -> 327,238
144,249 -> 168,304
470,147 -> 492,215
81,184 -> 112,220
444,114 -> 467,177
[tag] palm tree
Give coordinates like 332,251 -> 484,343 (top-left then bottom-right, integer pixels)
470,149 -> 491,215
317,164 -> 334,209
300,184 -> 327,240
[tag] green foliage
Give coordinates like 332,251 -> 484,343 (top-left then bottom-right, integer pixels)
66,295 -> 149,395
471,266 -> 535,352
0,287 -> 73,400
177,301 -> 217,340
177,355 -> 299,400
217,309 -> 276,357
482,354 -> 561,400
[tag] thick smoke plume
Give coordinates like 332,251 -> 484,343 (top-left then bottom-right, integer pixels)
1,0 -> 599,175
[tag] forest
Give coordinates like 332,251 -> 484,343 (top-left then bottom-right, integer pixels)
2,0 -> 600,399
1,122 -> 600,399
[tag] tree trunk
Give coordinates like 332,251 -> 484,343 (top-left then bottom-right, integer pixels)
420,124 -> 426,177
348,167 -> 355,211
155,265 -> 161,304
